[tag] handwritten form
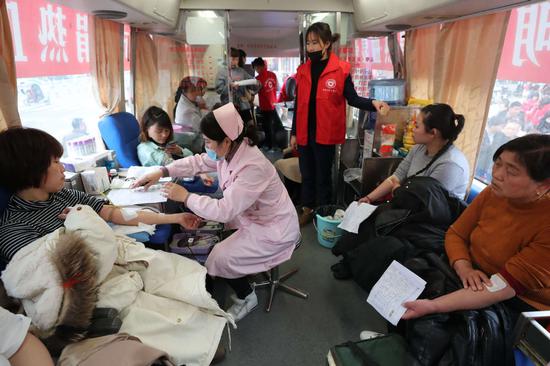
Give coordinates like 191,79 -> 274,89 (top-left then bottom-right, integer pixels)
338,202 -> 377,234
367,260 -> 426,326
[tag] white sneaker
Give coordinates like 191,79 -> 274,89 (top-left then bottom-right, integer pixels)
227,291 -> 258,322
359,330 -> 384,340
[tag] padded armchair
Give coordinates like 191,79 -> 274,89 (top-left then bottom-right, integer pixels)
285,77 -> 296,101
98,112 -> 141,168
466,179 -> 486,204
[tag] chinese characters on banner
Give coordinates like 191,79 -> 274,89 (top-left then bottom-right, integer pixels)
234,42 -> 279,50
497,2 -> 550,83
182,44 -> 221,86
339,37 -> 394,97
338,2 -> 549,95
7,0 -> 130,78
6,0 -> 549,85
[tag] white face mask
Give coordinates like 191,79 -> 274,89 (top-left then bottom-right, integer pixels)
195,95 -> 204,104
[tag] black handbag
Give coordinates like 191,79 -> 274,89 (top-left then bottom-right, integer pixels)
328,334 -> 420,366
402,253 -> 514,366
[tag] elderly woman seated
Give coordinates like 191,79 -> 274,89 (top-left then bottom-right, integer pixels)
403,134 -> 550,320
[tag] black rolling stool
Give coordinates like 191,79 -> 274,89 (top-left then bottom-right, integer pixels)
253,236 -> 309,312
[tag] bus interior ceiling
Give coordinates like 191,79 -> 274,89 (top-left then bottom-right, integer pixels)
228,11 -> 301,58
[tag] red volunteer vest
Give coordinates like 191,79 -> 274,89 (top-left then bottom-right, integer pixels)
256,70 -> 278,111
295,53 -> 351,145
278,74 -> 296,102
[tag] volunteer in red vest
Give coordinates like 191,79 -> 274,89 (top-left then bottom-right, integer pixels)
278,73 -> 297,103
290,22 -> 390,226
252,57 -> 279,150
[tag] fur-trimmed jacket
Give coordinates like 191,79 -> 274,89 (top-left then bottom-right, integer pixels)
1,205 -> 231,366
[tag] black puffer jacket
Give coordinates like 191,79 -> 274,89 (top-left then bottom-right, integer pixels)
375,175 -> 467,251
401,253 -> 515,366
333,176 -> 466,291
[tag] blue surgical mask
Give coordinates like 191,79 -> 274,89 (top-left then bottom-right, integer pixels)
206,147 -> 223,161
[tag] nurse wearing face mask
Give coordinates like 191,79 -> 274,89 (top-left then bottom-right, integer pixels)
133,103 -> 301,322
291,22 -> 390,226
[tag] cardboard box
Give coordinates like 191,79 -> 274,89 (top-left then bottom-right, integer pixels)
61,151 -> 112,173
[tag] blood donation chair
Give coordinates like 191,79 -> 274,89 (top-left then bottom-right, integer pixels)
97,112 -> 216,247
98,112 -> 142,168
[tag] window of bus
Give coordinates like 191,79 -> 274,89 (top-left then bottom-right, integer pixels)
339,13 -> 401,137
339,14 -> 401,98
179,10 -> 227,110
245,57 -> 301,94
7,0 -> 104,157
474,2 -> 550,183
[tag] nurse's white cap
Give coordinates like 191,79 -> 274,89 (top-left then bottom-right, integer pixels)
213,103 -> 244,141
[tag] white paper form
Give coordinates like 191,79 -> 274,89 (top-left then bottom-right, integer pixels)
367,260 -> 426,326
337,202 -> 377,234
111,177 -> 172,190
126,166 -> 164,179
107,188 -> 167,206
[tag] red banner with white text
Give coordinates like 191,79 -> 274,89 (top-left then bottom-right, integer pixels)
497,2 -> 549,83
6,1 -> 550,82
7,0 -> 130,78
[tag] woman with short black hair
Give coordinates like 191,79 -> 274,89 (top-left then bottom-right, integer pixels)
403,134 -> 550,318
0,127 -> 201,263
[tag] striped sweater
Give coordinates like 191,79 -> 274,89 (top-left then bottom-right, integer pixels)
0,189 -> 105,262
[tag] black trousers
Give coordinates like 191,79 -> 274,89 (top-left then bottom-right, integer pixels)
206,275 -> 253,300
298,142 -> 336,209
226,277 -> 253,299
261,109 -> 277,149
238,109 -> 253,125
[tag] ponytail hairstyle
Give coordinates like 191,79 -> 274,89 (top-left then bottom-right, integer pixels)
174,86 -> 184,105
174,86 -> 184,119
140,106 -> 174,144
305,22 -> 340,52
238,49 -> 247,68
200,107 -> 260,148
230,47 -> 240,58
408,103 -> 465,178
175,76 -> 207,104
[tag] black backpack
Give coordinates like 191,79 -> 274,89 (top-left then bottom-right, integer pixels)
400,253 -> 515,366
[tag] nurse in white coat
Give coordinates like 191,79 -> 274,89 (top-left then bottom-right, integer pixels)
134,103 -> 300,321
